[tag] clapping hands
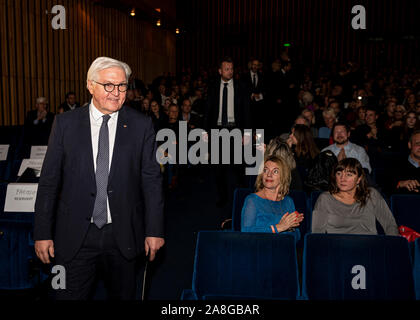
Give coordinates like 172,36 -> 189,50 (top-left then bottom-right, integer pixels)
276,211 -> 304,233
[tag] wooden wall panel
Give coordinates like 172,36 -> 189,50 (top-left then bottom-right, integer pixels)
177,0 -> 419,73
0,0 -> 176,125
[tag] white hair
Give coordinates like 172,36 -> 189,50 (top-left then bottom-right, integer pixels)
36,97 -> 47,104
86,57 -> 132,87
302,91 -> 313,105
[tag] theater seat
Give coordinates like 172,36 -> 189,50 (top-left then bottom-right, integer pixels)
308,190 -> 323,233
182,231 -> 300,300
289,190 -> 308,244
302,233 -> 415,300
414,238 -> 420,300
232,188 -> 253,231
391,194 -> 420,233
0,220 -> 38,290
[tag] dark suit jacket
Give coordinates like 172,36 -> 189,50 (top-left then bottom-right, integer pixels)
58,102 -> 80,113
242,71 -> 265,96
24,110 -> 55,146
204,78 -> 250,131
34,105 -> 164,263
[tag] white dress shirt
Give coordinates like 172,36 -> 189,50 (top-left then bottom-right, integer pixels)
322,141 -> 372,173
250,71 -> 258,87
89,101 -> 119,224
217,79 -> 235,125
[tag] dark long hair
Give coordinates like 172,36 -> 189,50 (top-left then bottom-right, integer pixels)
293,124 -> 319,159
329,158 -> 370,206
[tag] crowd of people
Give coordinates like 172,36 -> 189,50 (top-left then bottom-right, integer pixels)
24,52 -> 420,233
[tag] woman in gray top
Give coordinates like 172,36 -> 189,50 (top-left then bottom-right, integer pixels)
312,158 -> 399,235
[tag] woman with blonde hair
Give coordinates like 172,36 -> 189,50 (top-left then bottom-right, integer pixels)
265,137 -> 303,190
241,156 -> 304,238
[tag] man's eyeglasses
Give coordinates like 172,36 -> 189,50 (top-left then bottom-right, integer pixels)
92,80 -> 128,93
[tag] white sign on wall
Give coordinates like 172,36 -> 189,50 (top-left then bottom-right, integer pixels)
0,145 -> 9,161
4,183 -> 38,212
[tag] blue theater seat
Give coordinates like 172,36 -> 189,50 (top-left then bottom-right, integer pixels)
232,188 -> 253,231
289,190 -> 308,240
391,194 -> 420,233
307,190 -> 323,232
182,231 -> 300,300
414,238 -> 420,300
0,220 -> 38,290
302,233 -> 415,300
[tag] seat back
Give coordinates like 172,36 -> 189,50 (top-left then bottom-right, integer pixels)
192,231 -> 300,300
302,233 -> 415,300
307,190 -> 323,233
232,188 -> 253,231
289,190 -> 308,240
0,220 -> 36,289
414,238 -> 420,300
391,194 -> 420,232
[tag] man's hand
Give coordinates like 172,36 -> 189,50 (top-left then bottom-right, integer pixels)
145,237 -> 165,261
37,110 -> 47,121
35,240 -> 55,264
337,148 -> 346,161
398,180 -> 420,192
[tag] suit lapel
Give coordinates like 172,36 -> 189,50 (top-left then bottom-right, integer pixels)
233,79 -> 239,123
109,106 -> 129,182
79,105 -> 96,186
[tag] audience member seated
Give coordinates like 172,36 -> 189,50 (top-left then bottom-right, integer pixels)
317,107 -> 336,138
58,91 -> 80,113
24,97 -> 55,146
163,104 -> 180,189
286,124 -> 320,172
150,100 -> 168,132
311,158 -> 399,235
352,106 -> 385,166
190,88 -> 206,118
123,89 -> 142,112
393,130 -> 420,194
304,150 -> 338,192
241,156 -> 304,240
400,111 -> 419,152
322,122 -> 372,174
351,105 -> 366,129
302,108 -> 318,137
384,104 -> 406,151
141,98 -> 150,114
179,98 -> 201,129
265,137 -> 303,190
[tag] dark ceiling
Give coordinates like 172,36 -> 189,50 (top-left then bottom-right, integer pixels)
91,0 -> 177,29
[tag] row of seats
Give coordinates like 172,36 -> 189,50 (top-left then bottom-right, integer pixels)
0,126 -> 38,182
182,231 -> 420,300
232,188 -> 420,239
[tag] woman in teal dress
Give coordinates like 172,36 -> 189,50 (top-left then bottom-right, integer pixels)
241,156 -> 304,240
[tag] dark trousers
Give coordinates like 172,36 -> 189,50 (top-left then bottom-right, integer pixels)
53,224 -> 139,300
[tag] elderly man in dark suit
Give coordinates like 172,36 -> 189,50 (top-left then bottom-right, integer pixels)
204,57 -> 250,211
34,57 -> 164,300
24,97 -> 55,146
